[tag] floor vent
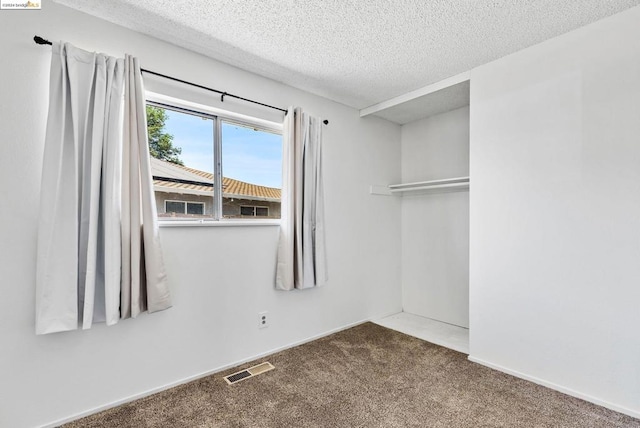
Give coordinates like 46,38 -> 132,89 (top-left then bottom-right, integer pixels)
224,362 -> 275,385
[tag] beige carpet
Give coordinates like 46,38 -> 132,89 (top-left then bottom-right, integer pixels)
65,322 -> 640,427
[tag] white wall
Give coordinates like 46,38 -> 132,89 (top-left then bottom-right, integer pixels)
469,5 -> 640,417
400,107 -> 469,327
0,3 -> 402,427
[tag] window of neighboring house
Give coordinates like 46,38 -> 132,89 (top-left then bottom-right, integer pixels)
146,99 -> 282,221
165,200 -> 205,216
165,201 -> 185,214
240,206 -> 269,217
186,202 -> 205,215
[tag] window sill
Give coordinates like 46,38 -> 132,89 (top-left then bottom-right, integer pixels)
159,219 -> 281,228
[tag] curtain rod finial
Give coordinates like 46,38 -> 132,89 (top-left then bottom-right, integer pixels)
34,35 -> 52,45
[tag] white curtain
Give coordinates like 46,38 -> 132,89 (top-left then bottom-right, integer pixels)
275,107 -> 328,290
35,42 -> 171,335
121,54 -> 171,318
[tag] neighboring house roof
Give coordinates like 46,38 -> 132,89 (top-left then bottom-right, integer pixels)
151,157 -> 281,202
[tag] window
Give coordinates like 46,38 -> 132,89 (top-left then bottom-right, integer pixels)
146,100 -> 282,221
166,201 -> 185,214
240,206 -> 254,216
187,202 -> 205,215
240,205 -> 269,217
164,201 -> 205,216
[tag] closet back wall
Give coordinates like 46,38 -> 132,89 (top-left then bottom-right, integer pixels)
0,3 -> 402,428
401,107 -> 470,328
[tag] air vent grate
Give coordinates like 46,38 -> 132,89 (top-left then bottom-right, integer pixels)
224,362 -> 275,385
226,370 -> 251,383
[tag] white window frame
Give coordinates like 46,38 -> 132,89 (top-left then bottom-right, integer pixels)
146,91 -> 283,226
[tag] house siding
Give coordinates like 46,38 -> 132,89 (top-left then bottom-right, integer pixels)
155,191 -> 280,219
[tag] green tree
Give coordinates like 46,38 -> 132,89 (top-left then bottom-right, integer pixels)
146,105 -> 183,165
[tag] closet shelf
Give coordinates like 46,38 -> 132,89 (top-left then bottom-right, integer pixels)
388,176 -> 469,194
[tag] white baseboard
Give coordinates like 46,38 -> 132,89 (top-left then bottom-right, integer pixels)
373,307 -> 404,320
39,318 -> 373,428
467,355 -> 640,420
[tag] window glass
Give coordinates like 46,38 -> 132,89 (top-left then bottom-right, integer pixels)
255,207 -> 269,217
221,121 -> 282,219
240,206 -> 255,216
147,105 -> 214,219
165,201 -> 186,214
186,202 -> 205,215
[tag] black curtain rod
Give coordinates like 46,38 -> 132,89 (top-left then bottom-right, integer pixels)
33,36 -> 329,125
141,68 -> 288,114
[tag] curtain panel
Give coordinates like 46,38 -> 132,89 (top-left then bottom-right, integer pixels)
275,107 -> 328,290
35,42 -> 171,335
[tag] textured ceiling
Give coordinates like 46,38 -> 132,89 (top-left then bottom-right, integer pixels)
54,0 -> 640,110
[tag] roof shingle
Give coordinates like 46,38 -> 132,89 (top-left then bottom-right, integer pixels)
151,158 -> 281,202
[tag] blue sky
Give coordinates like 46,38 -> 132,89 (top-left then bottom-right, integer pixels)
163,109 -> 282,189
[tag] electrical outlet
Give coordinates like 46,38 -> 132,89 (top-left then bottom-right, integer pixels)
258,311 -> 269,329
